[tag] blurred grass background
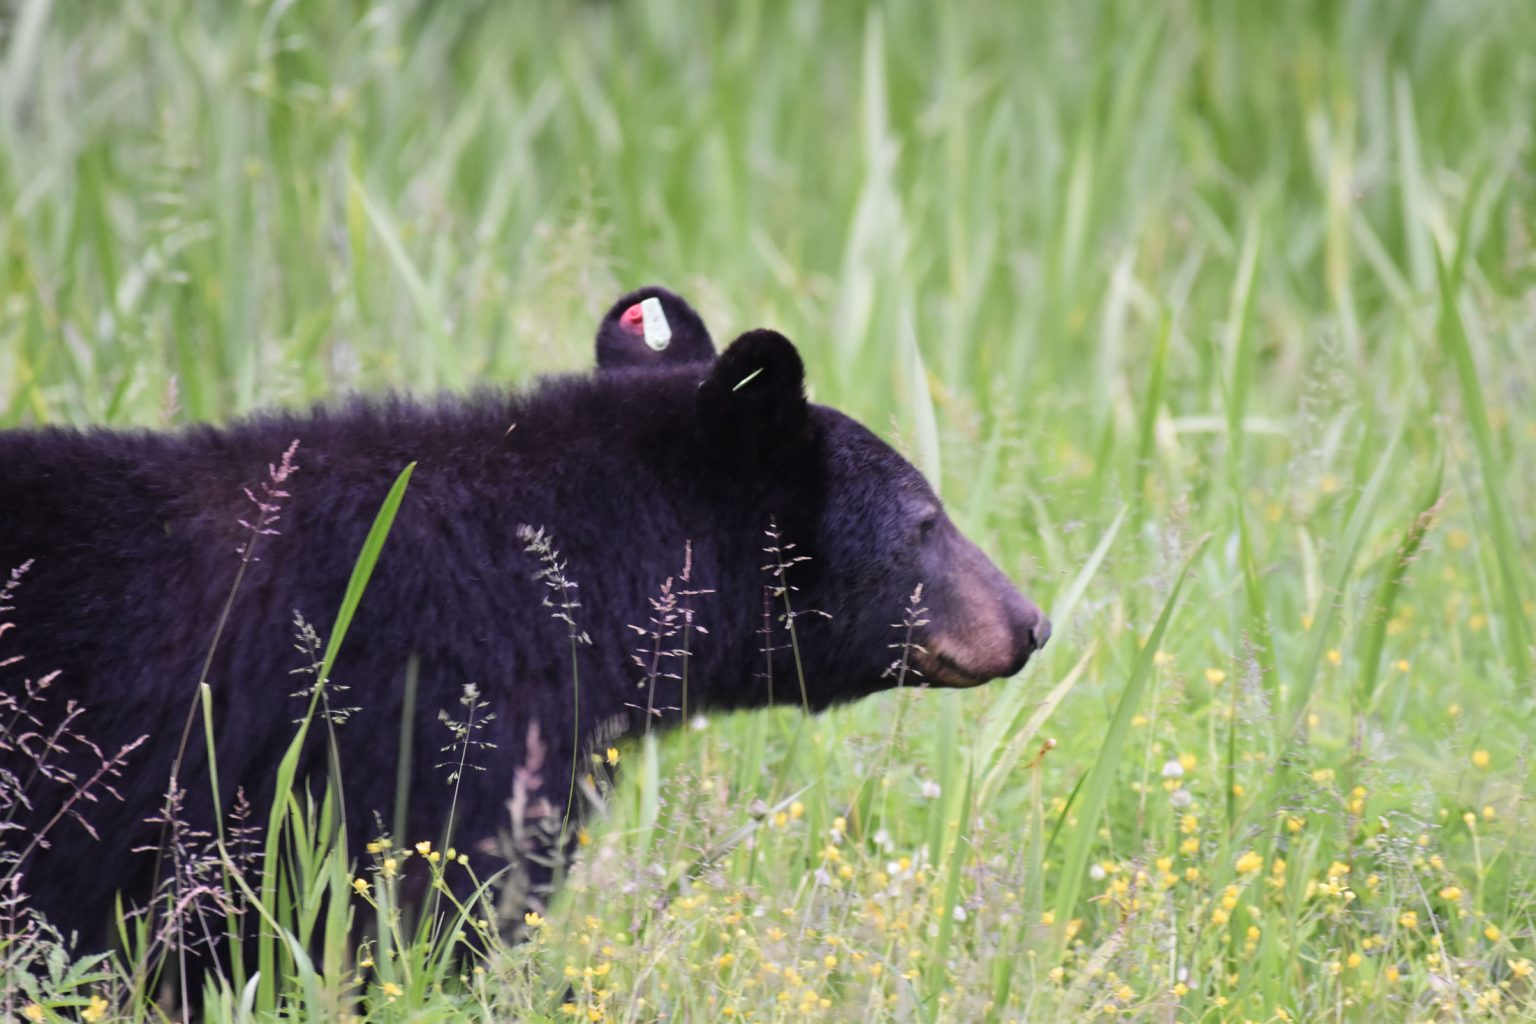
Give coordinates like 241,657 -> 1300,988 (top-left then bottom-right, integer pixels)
3,0 -> 1536,1020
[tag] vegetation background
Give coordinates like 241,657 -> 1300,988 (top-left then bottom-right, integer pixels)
2,0 -> 1534,1020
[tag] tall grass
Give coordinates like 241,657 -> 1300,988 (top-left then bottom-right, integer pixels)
2,0 -> 1534,1020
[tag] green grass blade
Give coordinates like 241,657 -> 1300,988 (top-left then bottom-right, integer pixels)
1360,458 -> 1443,705
393,652 -> 420,846
976,644 -> 1094,810
924,762 -> 974,1000
1051,535 -> 1208,941
348,176 -> 448,389
976,506 -> 1126,771
1435,247 -> 1530,678
316,463 -> 416,688
1132,314 -> 1172,513
903,311 -> 942,493
638,730 -> 662,855
256,462 -> 414,1007
1284,422 -> 1403,738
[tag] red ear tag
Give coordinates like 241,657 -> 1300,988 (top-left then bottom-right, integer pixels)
620,303 -> 645,333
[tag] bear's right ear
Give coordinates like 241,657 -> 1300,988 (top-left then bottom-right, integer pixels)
697,330 -> 810,463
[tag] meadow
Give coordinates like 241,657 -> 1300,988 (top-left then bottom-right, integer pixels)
2,0 -> 1535,1020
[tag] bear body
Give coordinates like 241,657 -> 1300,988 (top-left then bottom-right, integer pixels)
0,330 -> 1046,947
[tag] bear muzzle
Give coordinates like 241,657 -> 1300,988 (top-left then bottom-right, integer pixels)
916,551 -> 1049,688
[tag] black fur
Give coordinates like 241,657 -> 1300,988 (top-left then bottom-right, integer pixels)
0,331 -> 1044,948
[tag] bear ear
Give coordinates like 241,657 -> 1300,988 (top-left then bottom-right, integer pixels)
697,329 -> 810,462
595,285 -> 716,371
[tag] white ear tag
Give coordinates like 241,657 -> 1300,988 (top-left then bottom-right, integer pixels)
640,296 -> 672,351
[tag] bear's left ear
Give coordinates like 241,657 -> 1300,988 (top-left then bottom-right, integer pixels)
595,285 -> 717,371
697,329 -> 810,462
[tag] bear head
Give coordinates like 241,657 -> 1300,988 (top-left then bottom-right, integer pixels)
694,329 -> 1049,709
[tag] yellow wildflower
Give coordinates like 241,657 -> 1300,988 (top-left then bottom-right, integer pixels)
1235,850 -> 1263,874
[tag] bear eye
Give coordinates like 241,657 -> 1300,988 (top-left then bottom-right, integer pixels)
918,515 -> 938,542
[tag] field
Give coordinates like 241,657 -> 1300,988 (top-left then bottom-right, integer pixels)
3,0 -> 1536,1020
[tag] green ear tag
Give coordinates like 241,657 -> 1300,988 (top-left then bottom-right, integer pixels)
640,296 -> 672,351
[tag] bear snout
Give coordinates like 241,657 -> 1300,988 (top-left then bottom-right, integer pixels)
918,547 -> 1049,687
999,593 -> 1050,676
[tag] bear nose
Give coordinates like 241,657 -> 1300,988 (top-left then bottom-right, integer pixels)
1032,616 -> 1052,651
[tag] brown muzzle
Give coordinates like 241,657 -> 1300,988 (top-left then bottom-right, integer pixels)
915,531 -> 1049,687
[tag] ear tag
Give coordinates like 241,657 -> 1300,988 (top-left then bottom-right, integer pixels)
640,296 -> 672,351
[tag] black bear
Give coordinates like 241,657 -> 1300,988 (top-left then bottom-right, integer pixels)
594,284 -> 716,370
0,327 -> 1048,949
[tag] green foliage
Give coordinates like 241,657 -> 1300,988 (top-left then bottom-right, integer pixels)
3,0 -> 1535,1020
